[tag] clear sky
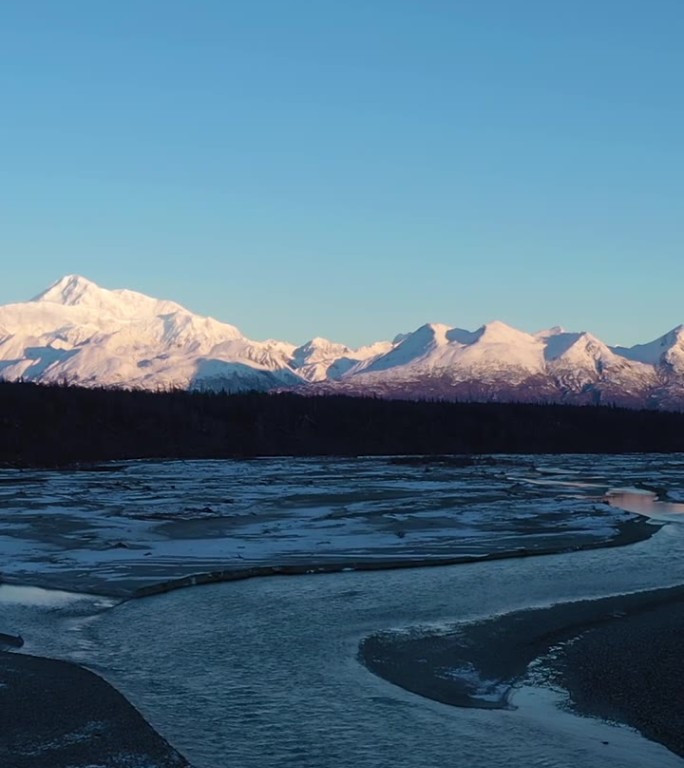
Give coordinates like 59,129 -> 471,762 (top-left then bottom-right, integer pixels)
1,0 -> 682,347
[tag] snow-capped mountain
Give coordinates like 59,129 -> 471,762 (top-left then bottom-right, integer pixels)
318,320 -> 658,407
0,276 -> 300,392
0,275 -> 683,409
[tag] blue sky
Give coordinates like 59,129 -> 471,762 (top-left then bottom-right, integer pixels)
1,0 -> 682,346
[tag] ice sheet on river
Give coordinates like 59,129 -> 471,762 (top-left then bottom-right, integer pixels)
0,454 -> 678,595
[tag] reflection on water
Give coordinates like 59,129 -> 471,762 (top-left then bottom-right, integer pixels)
0,585 -> 118,657
607,489 -> 684,520
0,584 -> 97,606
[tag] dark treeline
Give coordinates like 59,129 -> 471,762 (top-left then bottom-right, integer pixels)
1,381 -> 684,466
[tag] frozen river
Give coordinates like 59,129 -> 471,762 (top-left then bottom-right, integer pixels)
3,454 -> 684,767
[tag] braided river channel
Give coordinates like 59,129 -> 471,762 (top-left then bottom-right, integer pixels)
4,454 -> 684,767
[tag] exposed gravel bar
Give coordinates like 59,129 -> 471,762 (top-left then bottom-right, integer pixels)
0,651 -> 191,768
360,584 -> 684,758
542,597 -> 684,759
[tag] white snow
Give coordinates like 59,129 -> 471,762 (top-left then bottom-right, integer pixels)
0,276 -> 300,392
290,337 -> 394,382
613,325 -> 684,370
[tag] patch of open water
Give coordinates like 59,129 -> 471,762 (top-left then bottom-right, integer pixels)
607,488 -> 684,520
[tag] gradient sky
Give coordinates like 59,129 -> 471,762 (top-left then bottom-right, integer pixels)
1,1 -> 682,347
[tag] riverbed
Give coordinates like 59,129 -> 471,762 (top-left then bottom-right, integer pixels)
3,454 -> 684,767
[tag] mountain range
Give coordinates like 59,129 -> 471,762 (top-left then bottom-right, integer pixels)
1,275 -> 683,410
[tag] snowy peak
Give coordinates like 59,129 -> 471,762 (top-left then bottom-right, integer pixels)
33,274 -> 187,319
33,274 -> 100,305
475,320 -> 533,345
354,324 -> 443,375
545,332 -> 627,373
614,325 -> 684,368
292,337 -> 352,364
290,336 -> 393,382
542,331 -> 618,364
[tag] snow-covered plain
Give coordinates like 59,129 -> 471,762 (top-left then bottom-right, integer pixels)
0,454 -> 677,597
2,275 -> 684,406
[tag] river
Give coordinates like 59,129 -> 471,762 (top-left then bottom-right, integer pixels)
4,455 -> 684,767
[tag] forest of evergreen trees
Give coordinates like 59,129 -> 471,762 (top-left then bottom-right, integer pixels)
1,380 -> 684,466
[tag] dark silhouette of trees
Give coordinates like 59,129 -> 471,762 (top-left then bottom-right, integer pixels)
1,381 -> 683,466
